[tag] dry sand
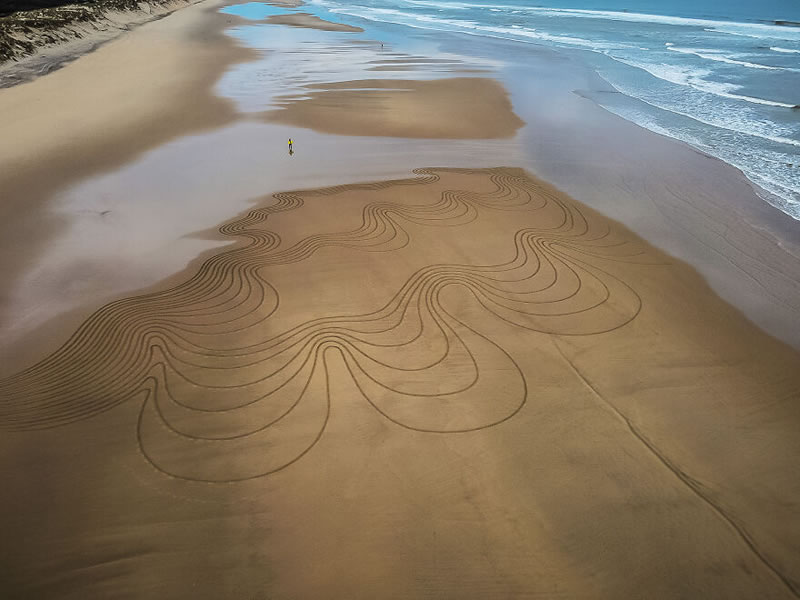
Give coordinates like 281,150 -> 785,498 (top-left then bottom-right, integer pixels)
0,0 -> 247,203
0,0 -> 206,71
0,0 -> 251,359
1,1 -> 799,598
265,12 -> 364,32
267,78 -> 525,138
2,168 -> 799,598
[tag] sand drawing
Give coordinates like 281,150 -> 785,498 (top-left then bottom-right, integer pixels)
0,168 -> 653,483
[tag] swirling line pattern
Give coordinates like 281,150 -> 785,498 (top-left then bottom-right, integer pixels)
0,168 -> 655,482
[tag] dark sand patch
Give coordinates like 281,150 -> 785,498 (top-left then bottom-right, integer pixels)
266,0 -> 304,7
266,77 -> 525,138
265,12 -> 363,32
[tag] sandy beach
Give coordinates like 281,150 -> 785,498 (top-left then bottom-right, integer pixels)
1,0 -> 799,597
267,77 -> 524,138
265,12 -> 364,31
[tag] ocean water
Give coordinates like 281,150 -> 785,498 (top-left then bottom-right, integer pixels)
293,0 -> 800,220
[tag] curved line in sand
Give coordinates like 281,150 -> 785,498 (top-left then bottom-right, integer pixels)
0,168 -> 649,482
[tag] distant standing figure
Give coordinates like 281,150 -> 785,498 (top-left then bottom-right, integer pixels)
288,138 -> 293,151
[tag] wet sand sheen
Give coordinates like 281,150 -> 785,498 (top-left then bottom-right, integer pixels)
1,168 -> 799,598
0,6 -> 523,371
264,12 -> 365,32
0,0 -> 253,353
266,77 -> 525,138
1,0 -> 799,597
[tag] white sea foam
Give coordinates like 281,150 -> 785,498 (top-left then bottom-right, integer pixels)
323,4 -> 624,51
328,5 -> 479,30
308,0 -> 800,220
400,0 -> 468,10
717,92 -> 797,108
599,96 -> 800,219
614,60 -> 727,91
667,46 -> 781,70
395,1 -> 800,40
398,0 -> 487,10
319,0 -> 799,109
613,58 -> 798,109
477,24 -> 620,49
598,102 -> 706,148
602,75 -> 800,147
748,173 -> 800,220
706,24 -> 800,41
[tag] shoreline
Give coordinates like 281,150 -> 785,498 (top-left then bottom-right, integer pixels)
1,2 -> 800,597
2,0 -> 798,227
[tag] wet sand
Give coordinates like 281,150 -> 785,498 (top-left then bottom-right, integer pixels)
0,0 -> 206,75
0,0 -> 252,365
265,12 -> 364,32
2,168 -> 800,598
267,78 -> 524,138
1,1 -> 800,598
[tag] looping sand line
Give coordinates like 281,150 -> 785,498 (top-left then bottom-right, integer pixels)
1,168 -> 651,476
5,167 -> 798,594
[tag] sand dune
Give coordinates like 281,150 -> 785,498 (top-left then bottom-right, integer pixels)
2,168 -> 798,598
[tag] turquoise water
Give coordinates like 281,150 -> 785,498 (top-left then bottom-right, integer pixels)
225,0 -> 800,219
